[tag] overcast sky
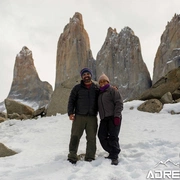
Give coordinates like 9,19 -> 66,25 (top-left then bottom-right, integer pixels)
0,0 -> 180,102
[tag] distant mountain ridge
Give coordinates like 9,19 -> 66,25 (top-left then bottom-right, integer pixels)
1,12 -> 180,115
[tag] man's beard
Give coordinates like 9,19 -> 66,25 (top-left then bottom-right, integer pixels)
83,76 -> 91,83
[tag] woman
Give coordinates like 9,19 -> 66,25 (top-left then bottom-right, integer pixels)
97,73 -> 123,165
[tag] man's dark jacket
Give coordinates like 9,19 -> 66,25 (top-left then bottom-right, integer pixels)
68,80 -> 99,116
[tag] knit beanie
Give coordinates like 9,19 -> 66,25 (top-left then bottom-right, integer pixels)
80,68 -> 92,77
98,73 -> 110,83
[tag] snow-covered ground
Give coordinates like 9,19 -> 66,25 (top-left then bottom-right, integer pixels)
0,100 -> 180,180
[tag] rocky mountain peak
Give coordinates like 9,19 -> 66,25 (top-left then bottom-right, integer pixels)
17,46 -> 32,58
167,13 -> 180,27
64,12 -> 84,33
96,27 -> 151,100
70,12 -> 83,25
153,13 -> 180,84
55,12 -> 95,88
120,26 -> 135,36
7,47 -> 53,109
107,27 -> 117,36
47,12 -> 95,115
105,27 -> 118,44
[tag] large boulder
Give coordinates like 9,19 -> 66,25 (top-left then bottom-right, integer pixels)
160,92 -> 174,104
5,98 -> 34,116
172,88 -> 180,100
0,143 -> 17,157
0,112 -> 7,119
0,117 -> 6,123
139,67 -> 180,100
0,112 -> 7,123
137,99 -> 163,113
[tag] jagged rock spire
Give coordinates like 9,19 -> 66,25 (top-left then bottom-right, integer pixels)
153,14 -> 180,84
96,26 -> 152,100
47,12 -> 95,115
7,46 -> 53,109
55,12 -> 95,88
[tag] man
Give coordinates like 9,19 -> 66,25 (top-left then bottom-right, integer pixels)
67,68 -> 99,164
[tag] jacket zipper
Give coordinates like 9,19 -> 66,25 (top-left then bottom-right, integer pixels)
100,93 -> 105,119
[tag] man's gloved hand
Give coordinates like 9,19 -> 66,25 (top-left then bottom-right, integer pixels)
114,117 -> 121,126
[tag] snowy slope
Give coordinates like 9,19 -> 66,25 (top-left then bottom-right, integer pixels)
0,100 -> 180,180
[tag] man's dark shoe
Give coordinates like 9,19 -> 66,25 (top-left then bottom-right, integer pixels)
85,158 -> 94,162
68,159 -> 77,164
111,159 -> 119,165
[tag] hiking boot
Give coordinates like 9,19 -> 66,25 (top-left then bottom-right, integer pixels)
84,158 -> 95,162
111,159 -> 119,165
68,159 -> 77,164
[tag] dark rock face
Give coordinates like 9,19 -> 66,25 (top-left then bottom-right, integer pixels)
96,27 -> 152,100
153,14 -> 180,84
7,46 -> 53,109
46,75 -> 82,116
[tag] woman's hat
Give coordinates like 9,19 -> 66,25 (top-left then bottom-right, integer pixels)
98,73 -> 110,83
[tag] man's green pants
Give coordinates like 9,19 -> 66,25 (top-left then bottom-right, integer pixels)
68,115 -> 98,161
